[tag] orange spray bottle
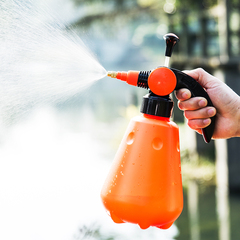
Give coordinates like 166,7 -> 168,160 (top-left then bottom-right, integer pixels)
101,33 -> 216,230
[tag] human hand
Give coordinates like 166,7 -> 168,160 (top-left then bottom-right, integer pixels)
175,68 -> 240,139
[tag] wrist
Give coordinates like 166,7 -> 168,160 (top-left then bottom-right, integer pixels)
234,97 -> 240,137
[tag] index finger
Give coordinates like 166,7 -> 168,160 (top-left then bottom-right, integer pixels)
175,88 -> 191,101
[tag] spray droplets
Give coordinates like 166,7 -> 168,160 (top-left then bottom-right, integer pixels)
126,132 -> 135,145
152,137 -> 163,150
0,0 -> 107,125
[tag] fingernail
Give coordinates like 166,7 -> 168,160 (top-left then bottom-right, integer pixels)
182,92 -> 189,99
203,119 -> 211,125
199,99 -> 207,107
208,108 -> 216,116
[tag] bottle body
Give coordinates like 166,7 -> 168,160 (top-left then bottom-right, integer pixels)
101,114 -> 183,229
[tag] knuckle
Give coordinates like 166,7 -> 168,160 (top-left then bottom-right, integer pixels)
178,101 -> 185,110
184,110 -> 192,119
188,119 -> 208,129
196,67 -> 205,75
188,120 -> 197,129
175,90 -> 182,99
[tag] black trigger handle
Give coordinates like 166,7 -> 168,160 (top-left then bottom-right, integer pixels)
170,68 -> 216,143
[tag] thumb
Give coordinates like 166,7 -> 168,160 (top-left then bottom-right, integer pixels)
183,68 -> 220,90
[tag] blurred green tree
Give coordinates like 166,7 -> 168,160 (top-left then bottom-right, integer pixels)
71,0 -> 218,28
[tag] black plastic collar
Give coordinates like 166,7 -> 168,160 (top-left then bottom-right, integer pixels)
140,92 -> 173,118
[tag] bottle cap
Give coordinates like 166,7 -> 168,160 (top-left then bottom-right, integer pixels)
140,93 -> 173,118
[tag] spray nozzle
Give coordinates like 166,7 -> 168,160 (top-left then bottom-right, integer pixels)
107,70 -> 149,89
107,71 -> 118,78
107,67 -> 177,96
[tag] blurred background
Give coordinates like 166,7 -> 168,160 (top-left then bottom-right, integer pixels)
0,0 -> 240,239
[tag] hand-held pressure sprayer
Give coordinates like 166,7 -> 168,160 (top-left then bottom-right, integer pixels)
101,33 -> 216,230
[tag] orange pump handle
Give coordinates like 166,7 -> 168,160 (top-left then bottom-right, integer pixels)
148,67 -> 177,96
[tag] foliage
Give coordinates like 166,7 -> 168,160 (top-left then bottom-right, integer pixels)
180,149 -> 215,186
175,0 -> 218,10
71,0 -> 166,28
74,224 -> 115,240
71,0 -> 218,28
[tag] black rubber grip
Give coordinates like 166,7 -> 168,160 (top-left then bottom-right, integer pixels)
170,68 -> 216,143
